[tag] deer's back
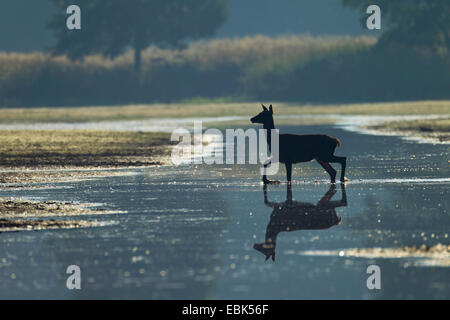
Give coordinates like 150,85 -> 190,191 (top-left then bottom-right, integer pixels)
279,134 -> 338,163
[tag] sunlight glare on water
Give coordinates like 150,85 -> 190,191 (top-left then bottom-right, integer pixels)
0,124 -> 448,299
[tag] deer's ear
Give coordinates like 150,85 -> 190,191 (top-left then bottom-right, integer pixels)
269,105 -> 273,113
261,104 -> 268,111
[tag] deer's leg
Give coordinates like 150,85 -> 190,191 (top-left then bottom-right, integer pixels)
329,156 -> 346,182
317,184 -> 337,205
285,162 -> 292,184
262,161 -> 280,184
339,183 -> 347,206
286,183 -> 293,202
262,161 -> 270,184
316,159 -> 336,183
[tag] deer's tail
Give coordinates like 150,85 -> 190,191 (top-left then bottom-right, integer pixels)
332,137 -> 341,148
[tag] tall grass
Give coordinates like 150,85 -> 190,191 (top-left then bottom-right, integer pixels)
0,34 -> 448,107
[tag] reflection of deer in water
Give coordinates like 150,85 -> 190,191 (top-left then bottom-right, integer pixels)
254,183 -> 347,262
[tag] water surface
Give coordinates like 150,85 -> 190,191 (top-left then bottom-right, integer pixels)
0,125 -> 449,299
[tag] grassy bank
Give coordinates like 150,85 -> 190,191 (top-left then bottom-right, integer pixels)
0,198 -> 120,232
0,130 -> 172,168
1,35 -> 449,106
0,35 -> 375,107
1,100 -> 449,123
369,118 -> 450,142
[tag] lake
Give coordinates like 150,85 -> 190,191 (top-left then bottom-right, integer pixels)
0,124 -> 449,299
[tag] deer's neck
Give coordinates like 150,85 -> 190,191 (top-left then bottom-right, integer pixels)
263,119 -> 275,151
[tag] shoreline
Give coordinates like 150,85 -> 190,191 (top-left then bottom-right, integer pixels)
331,114 -> 450,144
364,127 -> 449,144
1,114 -> 448,186
0,198 -> 121,232
0,167 -> 148,186
0,130 -> 173,231
365,118 -> 449,143
0,130 -> 174,185
0,117 -> 447,233
1,100 -> 448,123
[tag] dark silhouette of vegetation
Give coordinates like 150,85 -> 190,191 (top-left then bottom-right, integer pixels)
0,34 -> 449,107
1,1 -> 449,107
341,0 -> 450,51
48,0 -> 228,71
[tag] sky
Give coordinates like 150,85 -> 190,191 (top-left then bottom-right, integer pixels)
0,0 -> 372,52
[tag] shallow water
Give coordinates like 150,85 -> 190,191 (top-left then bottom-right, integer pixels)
1,113 -> 448,144
0,125 -> 449,299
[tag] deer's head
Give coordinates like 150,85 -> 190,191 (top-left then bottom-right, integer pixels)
250,104 -> 273,125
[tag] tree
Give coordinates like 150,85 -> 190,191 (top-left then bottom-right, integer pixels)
48,0 -> 228,71
341,0 -> 450,51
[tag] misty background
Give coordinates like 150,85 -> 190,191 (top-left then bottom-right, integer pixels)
0,0 -> 448,107
0,0 -> 369,52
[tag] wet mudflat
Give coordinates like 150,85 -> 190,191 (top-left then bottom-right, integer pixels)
0,125 -> 448,299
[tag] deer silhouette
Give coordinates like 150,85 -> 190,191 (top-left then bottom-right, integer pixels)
250,104 -> 347,184
254,183 -> 347,262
